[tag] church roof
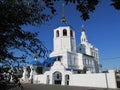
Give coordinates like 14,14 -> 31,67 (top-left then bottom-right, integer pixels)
30,56 -> 57,66
43,56 -> 57,66
81,24 -> 86,32
30,60 -> 42,65
82,28 -> 86,32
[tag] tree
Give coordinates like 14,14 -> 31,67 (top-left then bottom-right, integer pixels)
111,0 -> 120,10
82,66 -> 87,74
0,0 -> 56,67
64,0 -> 99,20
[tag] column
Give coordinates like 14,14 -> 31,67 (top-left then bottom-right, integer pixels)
29,65 -> 34,79
49,73 -> 53,84
61,74 -> 65,85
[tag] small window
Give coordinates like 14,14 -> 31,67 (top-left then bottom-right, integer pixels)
70,30 -> 73,37
79,48 -> 81,51
66,75 -> 69,80
63,29 -> 67,36
56,30 -> 59,37
67,75 -> 69,79
57,57 -> 61,61
36,67 -> 43,74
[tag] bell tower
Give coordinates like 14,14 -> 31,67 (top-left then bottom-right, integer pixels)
50,3 -> 76,57
53,26 -> 76,53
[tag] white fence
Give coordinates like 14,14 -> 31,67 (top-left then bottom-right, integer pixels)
32,70 -> 117,88
69,70 -> 117,88
33,75 -> 47,84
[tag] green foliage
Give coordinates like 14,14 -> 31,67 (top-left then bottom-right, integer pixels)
0,0 -> 55,66
111,0 -> 120,10
65,0 -> 99,20
82,66 -> 87,74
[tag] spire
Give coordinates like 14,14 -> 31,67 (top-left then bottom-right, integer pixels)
61,3 -> 66,23
81,24 -> 85,32
81,24 -> 88,44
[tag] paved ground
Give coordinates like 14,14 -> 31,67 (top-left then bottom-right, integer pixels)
5,83 -> 120,90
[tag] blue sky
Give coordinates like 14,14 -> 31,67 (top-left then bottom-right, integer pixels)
23,0 -> 120,70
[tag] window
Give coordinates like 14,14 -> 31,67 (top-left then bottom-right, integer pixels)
56,30 -> 59,37
66,75 -> 69,80
57,57 -> 61,61
57,74 -> 59,79
70,30 -> 73,37
79,48 -> 81,51
63,29 -> 67,36
36,67 -> 43,74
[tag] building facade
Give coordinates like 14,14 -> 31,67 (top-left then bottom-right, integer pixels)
50,24 -> 101,73
21,23 -> 103,84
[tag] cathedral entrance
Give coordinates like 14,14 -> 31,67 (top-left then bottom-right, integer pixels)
53,71 -> 62,85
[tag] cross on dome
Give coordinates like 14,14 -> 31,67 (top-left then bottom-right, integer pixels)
81,24 -> 86,32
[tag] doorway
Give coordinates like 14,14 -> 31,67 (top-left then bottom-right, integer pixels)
65,74 -> 69,85
53,71 -> 62,85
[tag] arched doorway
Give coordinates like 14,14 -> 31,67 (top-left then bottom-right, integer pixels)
53,71 -> 62,85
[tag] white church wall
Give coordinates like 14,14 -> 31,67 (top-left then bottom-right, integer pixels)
85,45 -> 91,56
54,38 -> 61,51
70,37 -> 76,52
106,70 -> 117,88
77,53 -> 84,69
50,50 -> 69,69
53,26 -> 76,52
61,37 -> 71,51
67,51 -> 79,69
62,53 -> 68,68
47,61 -> 72,85
50,49 -> 65,57
69,73 -> 106,88
33,75 -> 47,84
69,70 -> 117,88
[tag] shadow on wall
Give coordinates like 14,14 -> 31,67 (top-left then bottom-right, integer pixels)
117,80 -> 120,88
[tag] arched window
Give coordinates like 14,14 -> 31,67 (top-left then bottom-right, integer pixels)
57,57 -> 61,61
63,29 -> 67,36
56,30 -> 59,37
70,30 -> 73,37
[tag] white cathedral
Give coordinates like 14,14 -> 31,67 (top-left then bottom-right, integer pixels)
22,13 -> 102,82
21,6 -> 117,88
49,24 -> 101,73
